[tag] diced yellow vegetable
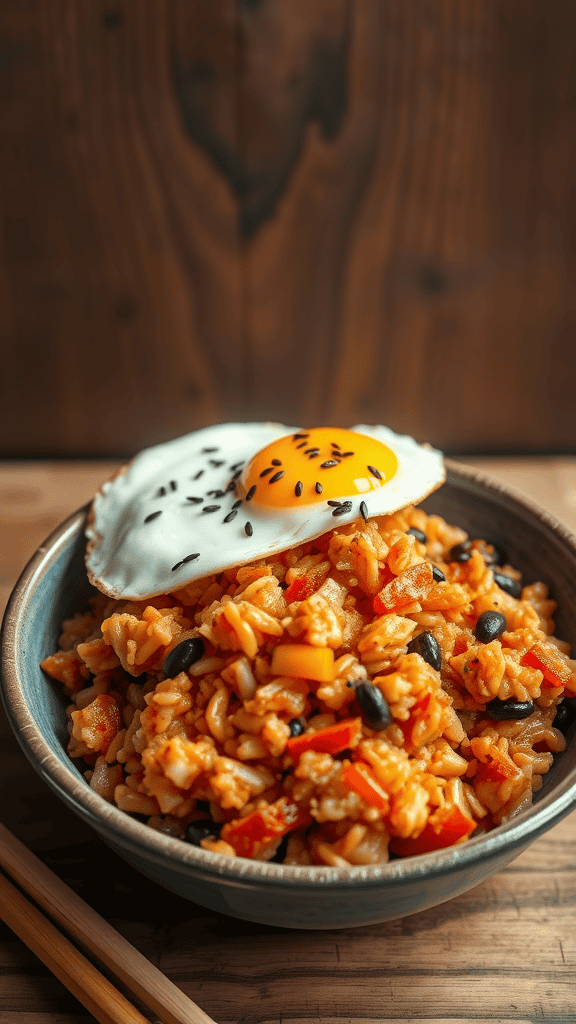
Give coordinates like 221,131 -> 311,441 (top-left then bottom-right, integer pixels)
270,644 -> 334,682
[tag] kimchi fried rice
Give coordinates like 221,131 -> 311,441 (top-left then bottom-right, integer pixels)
41,505 -> 576,866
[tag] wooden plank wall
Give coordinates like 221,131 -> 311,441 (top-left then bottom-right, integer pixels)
1,0 -> 576,457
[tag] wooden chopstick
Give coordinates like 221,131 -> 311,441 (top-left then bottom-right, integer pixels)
0,869 -> 150,1024
0,822 -> 217,1024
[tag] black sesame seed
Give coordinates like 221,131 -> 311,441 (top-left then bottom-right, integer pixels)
327,500 -> 343,507
406,631 -> 442,672
407,527 -> 427,544
230,462 -> 244,472
226,480 -> 237,492
260,467 -> 274,477
304,447 -> 320,455
484,699 -> 535,721
193,470 -> 204,480
182,552 -> 200,563
448,541 -> 472,563
341,451 -> 354,457
293,433 -> 310,440
245,522 -> 253,537
164,636 -> 206,678
246,484 -> 257,501
332,502 -> 352,516
207,489 -> 225,498
493,570 -> 522,599
223,510 -> 238,523
288,718 -> 305,737
315,482 -> 323,494
186,496 -> 203,504
331,442 -> 341,449
209,459 -> 224,468
201,447 -> 219,453
367,465 -> 382,480
144,510 -> 162,523
355,682 -> 392,731
295,481 -> 303,497
432,565 -> 446,583
232,499 -> 242,509
296,442 -> 307,449
155,486 -> 166,498
171,561 -> 183,572
271,459 -> 282,466
474,610 -> 507,643
185,819 -> 222,847
202,504 -> 221,513
269,470 -> 285,483
359,500 -> 368,522
231,469 -> 242,480
321,460 -> 339,468
169,480 -> 177,492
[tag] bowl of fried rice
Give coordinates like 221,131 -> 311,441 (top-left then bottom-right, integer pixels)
2,459 -> 576,929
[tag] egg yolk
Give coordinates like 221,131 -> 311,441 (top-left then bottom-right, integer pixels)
240,428 -> 398,509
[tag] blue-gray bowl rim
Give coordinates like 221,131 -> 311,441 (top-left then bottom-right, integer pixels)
2,459 -> 576,891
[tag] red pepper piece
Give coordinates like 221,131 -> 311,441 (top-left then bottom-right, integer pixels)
221,797 -> 312,859
286,718 -> 362,759
342,762 -> 389,812
520,643 -> 570,688
389,805 -> 476,857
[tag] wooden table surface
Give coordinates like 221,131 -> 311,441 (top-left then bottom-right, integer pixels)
1,457 -> 575,1024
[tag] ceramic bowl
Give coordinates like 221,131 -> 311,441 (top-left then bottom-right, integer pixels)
2,461 -> 576,930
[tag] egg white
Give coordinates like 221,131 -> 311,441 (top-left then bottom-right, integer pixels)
86,422 -> 444,600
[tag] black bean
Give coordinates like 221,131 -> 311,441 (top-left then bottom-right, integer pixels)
553,699 -> 576,733
407,527 -> 427,544
288,718 -> 305,737
406,631 -> 442,672
448,541 -> 472,563
474,610 -> 507,643
185,819 -> 222,847
164,637 -> 205,678
432,565 -> 446,583
485,698 -> 535,721
355,682 -> 392,731
492,570 -> 522,599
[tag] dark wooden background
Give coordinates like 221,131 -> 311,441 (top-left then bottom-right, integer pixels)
1,0 -> 576,458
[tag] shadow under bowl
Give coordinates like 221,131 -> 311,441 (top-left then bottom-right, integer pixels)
2,460 -> 576,929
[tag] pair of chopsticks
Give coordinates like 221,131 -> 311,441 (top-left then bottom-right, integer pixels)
0,821 -> 217,1024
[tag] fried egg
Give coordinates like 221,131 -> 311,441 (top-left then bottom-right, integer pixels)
86,423 -> 445,600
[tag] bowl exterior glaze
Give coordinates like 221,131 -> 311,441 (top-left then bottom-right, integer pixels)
2,461 -> 576,929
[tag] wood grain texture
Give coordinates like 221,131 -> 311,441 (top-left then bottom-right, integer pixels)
1,457 -> 576,1024
1,2 -> 576,456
